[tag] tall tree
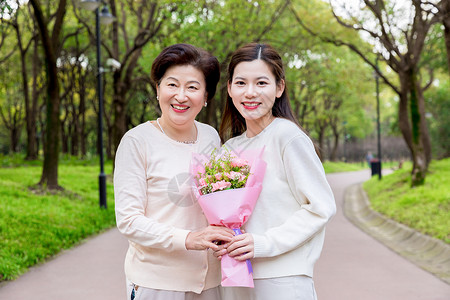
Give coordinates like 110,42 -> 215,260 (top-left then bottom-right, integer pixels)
0,58 -> 24,153
7,2 -> 40,159
290,0 -> 448,186
441,0 -> 450,72
74,0 -> 186,156
29,0 -> 67,189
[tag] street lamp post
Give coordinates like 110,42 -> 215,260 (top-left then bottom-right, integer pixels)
342,121 -> 347,162
80,0 -> 115,208
374,56 -> 382,180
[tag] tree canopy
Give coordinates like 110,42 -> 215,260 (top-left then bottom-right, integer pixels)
0,0 -> 448,189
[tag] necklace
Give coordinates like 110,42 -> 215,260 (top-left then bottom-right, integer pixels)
156,118 -> 197,144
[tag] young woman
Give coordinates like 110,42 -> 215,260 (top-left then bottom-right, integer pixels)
114,44 -> 234,300
217,43 -> 336,300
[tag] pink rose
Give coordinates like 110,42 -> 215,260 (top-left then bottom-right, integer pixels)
231,158 -> 248,168
211,180 -> 231,192
215,173 -> 223,180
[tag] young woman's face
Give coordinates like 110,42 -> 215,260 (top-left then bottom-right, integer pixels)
228,59 -> 284,130
157,64 -> 207,128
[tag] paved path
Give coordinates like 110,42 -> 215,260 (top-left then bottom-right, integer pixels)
315,170 -> 450,300
0,227 -> 129,299
0,170 -> 449,299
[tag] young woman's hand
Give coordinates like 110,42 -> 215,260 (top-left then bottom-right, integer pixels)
227,233 -> 254,261
212,243 -> 229,260
213,233 -> 254,261
185,226 -> 234,251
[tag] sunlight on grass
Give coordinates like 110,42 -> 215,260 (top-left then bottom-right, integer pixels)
363,159 -> 450,243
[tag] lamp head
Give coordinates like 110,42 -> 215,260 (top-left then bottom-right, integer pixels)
100,6 -> 116,25
80,0 -> 101,11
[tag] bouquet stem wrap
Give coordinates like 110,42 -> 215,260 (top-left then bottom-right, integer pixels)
191,148 -> 266,288
233,228 -> 253,274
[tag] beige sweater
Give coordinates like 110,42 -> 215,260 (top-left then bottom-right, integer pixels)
114,121 -> 221,293
224,118 -> 336,279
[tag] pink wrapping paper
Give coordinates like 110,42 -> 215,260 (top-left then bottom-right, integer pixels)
191,148 -> 266,288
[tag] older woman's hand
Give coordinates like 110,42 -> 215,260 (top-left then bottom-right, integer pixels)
212,243 -> 228,260
212,232 -> 254,261
185,226 -> 234,251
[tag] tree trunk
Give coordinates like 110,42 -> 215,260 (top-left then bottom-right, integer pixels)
11,124 -> 21,153
104,98 -> 113,160
100,76 -> 113,160
113,96 -> 126,157
330,127 -> 339,161
61,114 -> 69,154
112,73 -> 127,156
111,48 -> 144,155
29,37 -> 40,159
39,65 -> 61,189
30,0 -> 66,190
317,125 -> 325,162
70,94 -> 80,156
77,65 -> 87,157
443,0 -> 450,74
398,70 -> 429,186
416,82 -> 432,165
37,103 -> 45,156
70,93 -> 80,157
80,95 -> 87,157
17,26 -> 38,160
106,122 -> 114,160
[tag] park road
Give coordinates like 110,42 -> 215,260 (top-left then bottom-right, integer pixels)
315,170 -> 450,300
0,170 -> 448,299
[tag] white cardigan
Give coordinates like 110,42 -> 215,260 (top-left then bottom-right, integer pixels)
224,118 -> 336,279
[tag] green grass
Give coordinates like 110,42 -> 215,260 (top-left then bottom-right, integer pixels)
323,161 -> 367,173
0,160 -> 116,281
323,160 -> 400,174
363,158 -> 450,244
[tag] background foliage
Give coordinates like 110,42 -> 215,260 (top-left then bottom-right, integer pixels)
1,0 -> 447,168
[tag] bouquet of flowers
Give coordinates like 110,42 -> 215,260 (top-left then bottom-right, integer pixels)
191,147 -> 266,288
195,149 -> 251,196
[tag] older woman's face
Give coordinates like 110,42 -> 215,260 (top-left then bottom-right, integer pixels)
157,65 -> 207,128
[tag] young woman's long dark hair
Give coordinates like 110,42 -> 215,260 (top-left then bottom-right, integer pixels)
219,43 -> 304,143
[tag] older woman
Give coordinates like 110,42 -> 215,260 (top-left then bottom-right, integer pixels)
114,44 -> 234,300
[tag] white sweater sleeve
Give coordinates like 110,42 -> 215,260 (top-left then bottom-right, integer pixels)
253,134 -> 336,258
114,135 -> 189,251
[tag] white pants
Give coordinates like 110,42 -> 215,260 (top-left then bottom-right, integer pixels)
220,276 -> 318,300
126,280 -> 220,300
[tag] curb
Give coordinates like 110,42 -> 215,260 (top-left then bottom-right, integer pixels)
344,183 -> 450,285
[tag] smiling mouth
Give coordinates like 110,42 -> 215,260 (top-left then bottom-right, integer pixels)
171,104 -> 189,111
242,102 -> 260,109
